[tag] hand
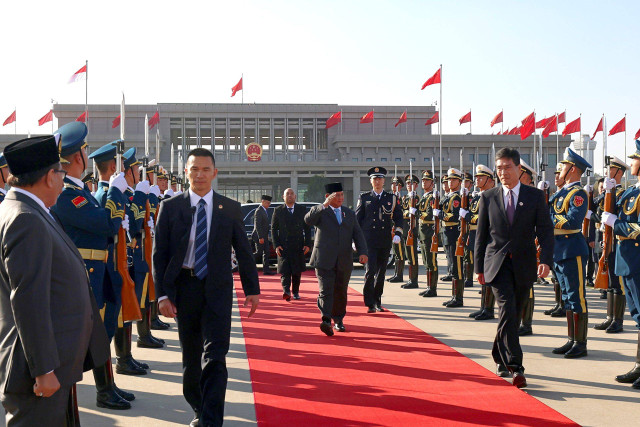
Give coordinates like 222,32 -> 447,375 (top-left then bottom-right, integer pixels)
149,185 -> 161,198
584,184 -> 593,193
589,241 -> 595,248
585,210 -> 592,220
33,371 -> 60,398
244,294 -> 259,317
459,208 -> 469,218
163,189 -> 174,197
159,298 -> 177,318
147,219 -> 155,236
537,180 -> 549,190
601,211 -> 618,228
537,263 -> 550,279
472,190 -> 479,197
135,180 -> 150,194
109,172 -> 128,193
392,235 -> 401,244
323,192 -> 337,207
409,207 -> 417,216
476,273 -> 485,285
604,178 -> 616,191
259,238 -> 264,244
358,254 -> 368,264
121,215 -> 130,231
303,246 -> 310,255
432,208 -> 441,218
276,246 -> 283,256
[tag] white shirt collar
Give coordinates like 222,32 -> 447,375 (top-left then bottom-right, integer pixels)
10,187 -> 50,213
67,176 -> 84,188
0,188 -> 6,195
373,190 -> 383,197
502,181 -> 521,198
188,189 -> 213,207
564,181 -> 580,188
285,203 -> 295,209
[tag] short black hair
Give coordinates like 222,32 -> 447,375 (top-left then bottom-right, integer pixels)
8,163 -> 59,187
186,148 -> 215,167
596,177 -> 605,185
495,147 -> 520,166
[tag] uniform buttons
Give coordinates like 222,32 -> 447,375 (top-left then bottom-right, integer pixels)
565,235 -> 569,239
136,245 -> 140,249
636,243 -> 639,247
89,268 -> 94,273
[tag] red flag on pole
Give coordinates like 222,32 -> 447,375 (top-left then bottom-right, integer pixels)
76,111 -> 87,122
148,111 -> 160,129
38,110 -> 53,126
520,112 -> 535,140
421,68 -> 441,89
609,117 -> 626,136
562,117 -> 581,137
592,117 -> 603,139
395,111 -> 407,128
535,117 -> 550,129
3,110 -> 16,126
459,111 -> 471,125
557,111 -> 566,123
68,65 -> 87,83
509,126 -> 521,136
490,111 -> 503,127
496,130 -> 502,135
542,116 -> 558,139
112,115 -> 121,129
231,77 -> 243,97
425,111 -> 439,126
360,110 -> 374,124
325,111 -> 342,129
635,128 -> 640,140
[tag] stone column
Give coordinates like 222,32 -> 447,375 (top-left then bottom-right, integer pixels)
290,169 -> 298,194
353,172 -> 361,208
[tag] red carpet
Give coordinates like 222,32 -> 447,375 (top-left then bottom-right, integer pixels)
235,270 -> 577,426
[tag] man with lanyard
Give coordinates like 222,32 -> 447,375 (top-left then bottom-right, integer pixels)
400,173 -> 420,290
517,159 -> 537,337
550,148 -> 590,359
387,176 -> 406,283
417,170 -> 438,297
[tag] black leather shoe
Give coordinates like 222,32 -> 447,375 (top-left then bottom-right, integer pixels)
293,294 -> 300,300
445,298 -> 463,308
320,321 -> 334,336
440,275 -> 452,282
418,290 -> 428,296
442,297 -> 454,306
401,282 -> 419,289
552,340 -> 574,355
475,310 -> 495,321
190,415 -> 200,427
334,322 -> 346,332
375,305 -> 386,312
115,356 -> 148,376
606,320 -> 623,333
632,377 -> 640,389
600,291 -> 608,299
97,390 -> 131,410
263,270 -> 276,275
615,364 -> 640,383
283,293 -> 291,302
151,317 -> 170,330
464,281 -> 473,288
422,289 -> 437,297
496,364 -> 509,377
518,325 -> 533,336
550,307 -> 566,317
468,308 -> 483,318
131,357 -> 149,370
512,370 -> 527,388
564,341 -> 588,358
113,384 -> 135,402
594,318 -> 613,330
388,276 -> 404,283
137,335 -> 163,349
367,306 -> 377,313
543,305 -> 559,315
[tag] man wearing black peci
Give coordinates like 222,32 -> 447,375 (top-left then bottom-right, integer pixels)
475,147 -> 554,388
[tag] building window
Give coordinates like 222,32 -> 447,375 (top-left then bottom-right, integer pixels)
548,153 -> 557,169
424,157 -> 430,162
229,118 -> 241,151
478,154 -> 489,166
366,158 -> 374,162
244,119 -> 256,145
468,154 -> 475,163
381,157 -> 388,162
259,118 -> 270,152
214,118 -> 226,151
520,153 -> 531,165
274,118 -> 284,151
352,158 -> 359,162
302,119 -> 314,150
410,158 -> 416,162
316,128 -> 327,149
287,119 -> 299,150
395,157 -> 402,162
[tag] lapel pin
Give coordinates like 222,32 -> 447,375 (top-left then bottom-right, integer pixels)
218,204 -> 223,209
519,202 -> 523,206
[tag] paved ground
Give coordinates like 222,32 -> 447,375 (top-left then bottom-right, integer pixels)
8,253 -> 640,426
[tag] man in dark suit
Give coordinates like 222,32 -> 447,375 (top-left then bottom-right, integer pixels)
153,148 -> 260,427
305,182 -> 368,335
475,147 -> 554,388
253,195 -> 275,275
0,135 -> 109,426
271,188 -> 311,301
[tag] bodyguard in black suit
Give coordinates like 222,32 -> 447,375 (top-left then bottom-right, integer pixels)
253,195 -> 275,275
271,188 -> 311,300
153,148 -> 260,427
475,147 -> 554,388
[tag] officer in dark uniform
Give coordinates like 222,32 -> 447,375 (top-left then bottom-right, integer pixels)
387,176 -> 406,282
417,170 -> 438,297
544,163 -> 568,317
51,124 -> 134,410
401,174 -> 420,289
434,168 -> 463,307
0,154 -> 9,203
356,166 -> 404,312
550,148 -> 591,359
461,171 -> 475,288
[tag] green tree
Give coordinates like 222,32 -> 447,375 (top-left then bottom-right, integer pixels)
304,175 -> 326,202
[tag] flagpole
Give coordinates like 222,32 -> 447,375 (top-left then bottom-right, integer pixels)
340,109 -> 343,135
51,100 -> 54,134
85,59 -> 89,146
406,108 -> 408,135
372,108 -> 375,135
439,64 -> 442,184
556,113 -> 559,161
14,106 -> 16,135
501,109 -> 504,135
624,113 -> 628,187
469,108 -> 472,135
603,115 -> 608,178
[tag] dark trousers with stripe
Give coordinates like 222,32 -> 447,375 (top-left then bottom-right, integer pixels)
554,255 -> 588,314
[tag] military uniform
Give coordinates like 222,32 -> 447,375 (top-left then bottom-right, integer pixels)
417,170 -> 438,297
387,176 -> 406,283
437,168 -> 464,307
544,164 -> 567,318
400,174 -> 420,289
461,172 -> 475,288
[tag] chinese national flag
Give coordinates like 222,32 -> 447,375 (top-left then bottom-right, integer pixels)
509,126 -> 521,135
68,64 -> 87,83
325,111 -> 342,129
231,77 -> 243,97
635,128 -> 640,140
535,117 -> 550,129
3,110 -> 16,126
562,117 -> 581,137
395,111 -> 407,127
112,115 -> 121,129
520,112 -> 535,140
557,111 -> 566,123
425,111 -> 439,126
496,130 -> 502,135
148,110 -> 160,129
360,110 -> 374,124
592,117 -> 603,139
76,111 -> 87,122
502,127 -> 510,135
421,68 -> 441,89
459,111 -> 471,125
609,117 -> 626,136
542,116 -> 558,139
490,111 -> 503,127
38,110 -> 53,126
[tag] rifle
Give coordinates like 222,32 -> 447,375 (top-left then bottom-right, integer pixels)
595,158 -> 612,289
455,150 -> 467,257
406,161 -> 416,248
582,168 -> 593,237
430,157 -> 440,253
142,114 -> 156,302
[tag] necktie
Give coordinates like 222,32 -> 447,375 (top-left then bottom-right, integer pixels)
335,208 -> 342,224
289,207 -> 294,214
506,190 -> 515,225
194,199 -> 208,280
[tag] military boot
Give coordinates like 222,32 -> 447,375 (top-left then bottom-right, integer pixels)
544,282 -> 562,315
423,270 -> 438,297
475,286 -> 495,320
594,290 -> 613,330
606,292 -> 625,333
617,331 -> 640,383
565,312 -> 588,358
464,262 -> 474,288
468,285 -> 485,318
446,278 -> 464,307
388,260 -> 405,283
150,300 -> 170,330
93,358 -> 131,410
402,264 -> 419,289
115,325 -> 147,375
552,310 -> 575,354
518,291 -> 534,336
137,307 -> 165,348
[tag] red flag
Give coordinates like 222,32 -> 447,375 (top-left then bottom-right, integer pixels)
425,111 -> 439,126
394,111 -> 407,127
3,110 -> 16,126
38,110 -> 53,126
112,115 -> 121,129
502,127 -> 510,135
148,111 -> 160,129
68,64 -> 87,83
421,68 -> 441,89
509,126 -> 520,135
557,111 -> 566,123
459,111 -> 471,125
609,117 -> 626,136
535,117 -> 550,129
592,117 -> 603,139
231,77 -> 243,97
360,110 -> 374,124
635,128 -> 640,140
76,111 -> 88,122
496,130 -> 502,135
520,112 -> 535,140
542,116 -> 558,139
490,111 -> 503,127
325,111 -> 342,129
562,117 -> 581,137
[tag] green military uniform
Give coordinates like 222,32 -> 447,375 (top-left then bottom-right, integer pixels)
437,168 -> 463,307
461,172 -> 475,288
418,170 -> 438,297
401,174 -> 421,289
388,176 -> 407,283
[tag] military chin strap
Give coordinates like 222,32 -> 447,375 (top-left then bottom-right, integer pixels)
0,168 -> 5,185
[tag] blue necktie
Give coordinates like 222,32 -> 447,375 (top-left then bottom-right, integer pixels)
289,207 -> 294,214
335,208 -> 342,224
194,199 -> 208,280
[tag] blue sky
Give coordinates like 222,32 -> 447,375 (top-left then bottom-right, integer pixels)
1,0 -> 638,169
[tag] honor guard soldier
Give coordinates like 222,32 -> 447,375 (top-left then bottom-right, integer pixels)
440,173 -> 453,281
417,170 -> 438,297
609,140 -> 640,389
592,177 -> 608,299
518,159 -> 537,336
550,148 -> 591,359
434,168 -> 464,307
400,174 -> 421,289
0,154 -> 9,203
356,167 -> 404,312
157,169 -> 169,198
467,165 -> 496,320
461,172 -> 475,288
592,156 -> 629,333
50,124 -> 135,410
387,175 -> 406,282
544,163 -> 567,317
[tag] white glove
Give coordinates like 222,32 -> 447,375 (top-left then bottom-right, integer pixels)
585,210 -> 592,220
352,242 -> 357,252
584,184 -> 593,193
459,208 -> 469,218
121,215 -> 130,231
432,190 -> 439,198
601,212 -> 617,228
175,190 -> 183,195
461,187 -> 468,196
472,191 -> 479,197
109,172 -> 128,193
147,219 -> 155,237
604,178 -> 616,191
135,180 -> 150,194
393,235 -> 401,244
149,185 -> 161,198
163,189 -> 175,197
537,181 -> 549,190
433,208 -> 441,219
409,207 -> 417,215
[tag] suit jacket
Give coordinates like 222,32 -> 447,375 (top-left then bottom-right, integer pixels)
305,204 -> 367,271
0,191 -> 109,395
271,203 -> 312,274
152,190 -> 260,309
474,185 -> 554,286
252,205 -> 270,242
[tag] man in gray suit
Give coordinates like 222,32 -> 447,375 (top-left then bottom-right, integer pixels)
253,195 -> 275,275
305,182 -> 368,336
0,135 -> 109,426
